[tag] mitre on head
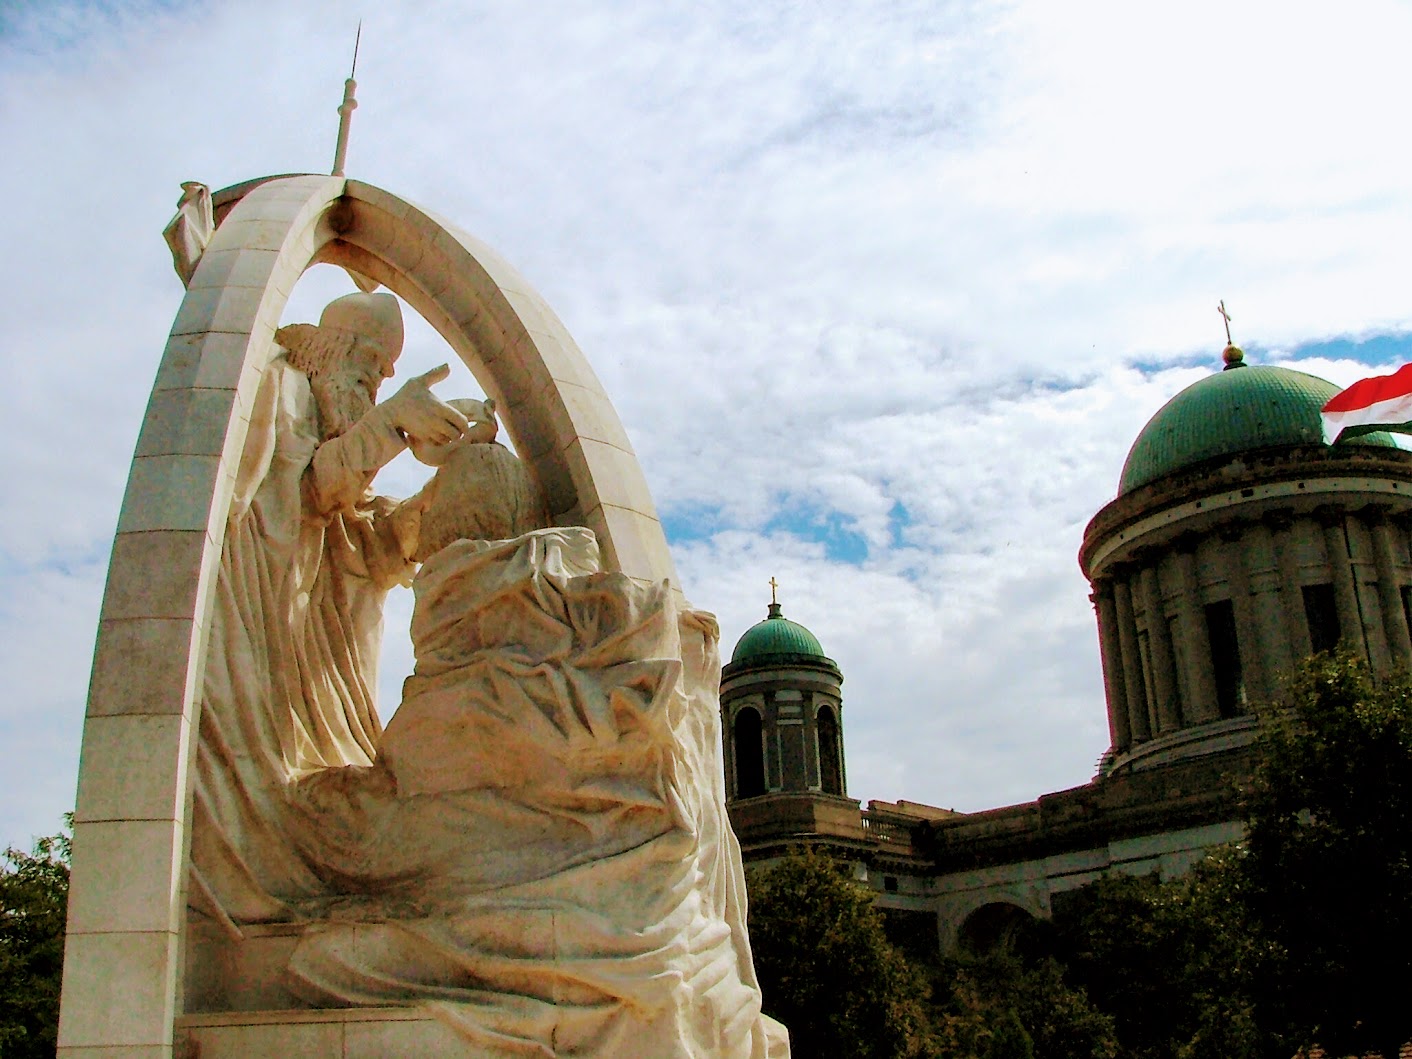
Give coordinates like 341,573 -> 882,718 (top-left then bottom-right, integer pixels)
320,291 -> 405,367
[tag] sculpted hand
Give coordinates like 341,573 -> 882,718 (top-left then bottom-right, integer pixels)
378,365 -> 469,446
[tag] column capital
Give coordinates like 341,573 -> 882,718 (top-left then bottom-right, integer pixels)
1359,502 -> 1393,526
1312,503 -> 1346,529
1173,530 -> 1203,556
1217,518 -> 1251,544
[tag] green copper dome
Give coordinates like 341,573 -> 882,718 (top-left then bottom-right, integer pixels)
1119,362 -> 1400,495
731,603 -> 828,664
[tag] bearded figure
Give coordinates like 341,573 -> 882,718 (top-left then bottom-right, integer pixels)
189,292 -> 466,926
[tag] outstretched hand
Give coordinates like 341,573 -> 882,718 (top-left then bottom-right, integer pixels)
381,364 -> 469,446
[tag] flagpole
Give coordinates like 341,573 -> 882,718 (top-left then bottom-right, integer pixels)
332,22 -> 361,177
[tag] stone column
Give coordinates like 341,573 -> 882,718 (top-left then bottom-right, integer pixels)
1367,507 -> 1412,669
1138,561 -> 1182,734
1092,580 -> 1131,752
1316,506 -> 1369,663
1219,522 -> 1267,707
1174,536 -> 1220,724
1267,511 -> 1312,663
1113,576 -> 1151,743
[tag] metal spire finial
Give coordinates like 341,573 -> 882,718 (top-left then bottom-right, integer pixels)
1217,299 -> 1246,369
331,22 -> 361,177
767,577 -> 783,618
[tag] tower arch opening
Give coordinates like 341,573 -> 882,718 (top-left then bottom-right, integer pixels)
816,703 -> 843,795
733,706 -> 766,799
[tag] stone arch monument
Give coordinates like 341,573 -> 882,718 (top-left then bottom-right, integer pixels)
58,175 -> 786,1058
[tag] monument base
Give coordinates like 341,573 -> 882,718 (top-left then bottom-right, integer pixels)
178,1004 -> 791,1058
176,1008 -> 473,1059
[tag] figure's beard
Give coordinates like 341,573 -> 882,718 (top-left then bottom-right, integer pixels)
310,370 -> 376,441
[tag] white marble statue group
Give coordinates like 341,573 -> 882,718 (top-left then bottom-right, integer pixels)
188,290 -> 786,1055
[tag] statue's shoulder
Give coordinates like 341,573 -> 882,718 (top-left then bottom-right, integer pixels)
241,351 -> 317,452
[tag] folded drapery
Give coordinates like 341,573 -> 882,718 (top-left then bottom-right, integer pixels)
278,528 -> 786,1057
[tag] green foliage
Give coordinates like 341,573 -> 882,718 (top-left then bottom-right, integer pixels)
931,949 -> 1118,1059
1048,850 -> 1265,1059
984,1008 -> 1033,1059
1042,652 -> 1412,1058
1242,653 -> 1412,1057
0,819 -> 71,1059
747,849 -> 936,1059
748,849 -> 1118,1059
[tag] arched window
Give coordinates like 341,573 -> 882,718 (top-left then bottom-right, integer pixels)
733,707 -> 766,798
817,705 -> 843,795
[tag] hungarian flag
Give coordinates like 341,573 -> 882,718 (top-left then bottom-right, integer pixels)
1321,364 -> 1412,443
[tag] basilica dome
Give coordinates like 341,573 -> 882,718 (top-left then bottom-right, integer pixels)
730,602 -> 830,665
1083,340 -> 1412,780
1118,350 -> 1399,495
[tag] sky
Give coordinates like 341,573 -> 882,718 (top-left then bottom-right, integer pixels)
2,0 -> 1411,847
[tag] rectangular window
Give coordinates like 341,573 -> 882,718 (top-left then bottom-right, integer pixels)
1138,631 -> 1159,736
1303,583 -> 1341,655
1401,585 -> 1412,643
1129,655 -> 1151,741
1204,600 -> 1245,718
1168,617 -> 1188,724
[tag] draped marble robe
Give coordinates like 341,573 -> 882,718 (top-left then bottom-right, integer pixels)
189,352 -> 414,926
283,528 -> 788,1058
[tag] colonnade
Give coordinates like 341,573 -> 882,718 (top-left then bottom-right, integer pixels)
1090,503 -> 1412,760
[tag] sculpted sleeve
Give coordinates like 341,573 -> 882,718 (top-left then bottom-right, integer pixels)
308,404 -> 407,517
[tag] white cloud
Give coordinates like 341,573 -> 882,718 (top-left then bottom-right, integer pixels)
2,0 -> 1411,843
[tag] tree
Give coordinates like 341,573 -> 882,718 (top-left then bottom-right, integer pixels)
746,849 -> 936,1058
1041,652 -> 1412,1058
1046,849 -> 1264,1059
932,949 -> 1118,1059
1241,653 -> 1412,1057
0,821 -> 70,1059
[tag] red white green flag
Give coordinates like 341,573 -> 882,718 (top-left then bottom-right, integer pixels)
1321,364 -> 1412,443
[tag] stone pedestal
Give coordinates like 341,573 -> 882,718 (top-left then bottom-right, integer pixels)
176,1008 -> 478,1059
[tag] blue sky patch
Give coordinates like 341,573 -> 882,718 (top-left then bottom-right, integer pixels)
889,500 -> 913,550
661,497 -> 875,565
765,502 -> 869,564
661,502 -> 724,545
1127,330 -> 1412,376
1283,331 -> 1412,367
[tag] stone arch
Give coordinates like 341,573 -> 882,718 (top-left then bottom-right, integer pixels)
60,175 -> 674,1054
956,901 -> 1038,954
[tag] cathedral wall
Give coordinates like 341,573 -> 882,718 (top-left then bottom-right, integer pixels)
928,818 -> 1244,952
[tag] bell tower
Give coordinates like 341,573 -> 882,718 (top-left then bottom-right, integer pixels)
720,588 -> 846,801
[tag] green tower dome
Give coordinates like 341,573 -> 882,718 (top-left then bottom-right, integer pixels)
1119,358 -> 1399,495
731,602 -> 829,664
